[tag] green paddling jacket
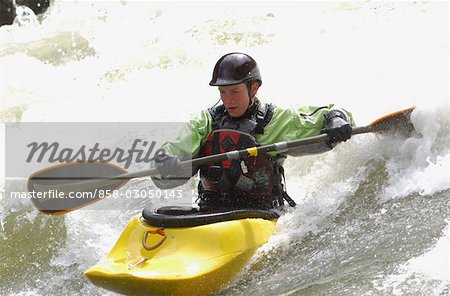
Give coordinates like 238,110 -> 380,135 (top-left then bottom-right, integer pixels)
152,100 -> 353,209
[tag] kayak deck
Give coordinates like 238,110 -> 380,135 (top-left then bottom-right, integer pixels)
85,208 -> 278,295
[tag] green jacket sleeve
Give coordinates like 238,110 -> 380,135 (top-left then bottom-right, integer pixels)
151,103 -> 354,188
160,109 -> 213,159
257,104 -> 354,155
158,103 -> 353,159
150,110 -> 212,189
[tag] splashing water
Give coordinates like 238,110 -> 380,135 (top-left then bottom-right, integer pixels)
1,1 -> 449,295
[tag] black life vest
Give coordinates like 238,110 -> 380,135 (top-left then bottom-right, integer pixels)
200,129 -> 275,197
198,99 -> 294,209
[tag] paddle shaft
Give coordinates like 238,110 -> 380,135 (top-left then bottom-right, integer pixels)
109,125 -> 374,181
180,106 -> 416,171
29,107 -> 414,214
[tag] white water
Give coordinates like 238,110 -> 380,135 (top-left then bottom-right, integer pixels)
1,1 -> 449,295
375,220 -> 450,295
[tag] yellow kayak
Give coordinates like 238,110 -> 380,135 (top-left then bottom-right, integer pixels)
84,207 -> 278,295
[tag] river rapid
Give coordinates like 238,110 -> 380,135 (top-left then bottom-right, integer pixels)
1,1 -> 449,295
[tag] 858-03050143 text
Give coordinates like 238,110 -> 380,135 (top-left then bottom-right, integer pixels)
9,189 -> 184,199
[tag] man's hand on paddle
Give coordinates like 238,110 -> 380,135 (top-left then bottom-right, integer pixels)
155,154 -> 183,178
322,110 -> 352,148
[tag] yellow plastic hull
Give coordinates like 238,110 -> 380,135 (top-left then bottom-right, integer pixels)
85,215 -> 277,295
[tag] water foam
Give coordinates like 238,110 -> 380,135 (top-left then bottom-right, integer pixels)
374,220 -> 450,295
380,105 -> 450,202
1,2 -> 448,295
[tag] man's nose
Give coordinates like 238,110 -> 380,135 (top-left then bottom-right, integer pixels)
221,94 -> 233,102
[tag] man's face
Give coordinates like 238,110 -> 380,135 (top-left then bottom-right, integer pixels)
218,83 -> 251,118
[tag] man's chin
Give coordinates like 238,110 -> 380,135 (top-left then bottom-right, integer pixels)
228,111 -> 242,118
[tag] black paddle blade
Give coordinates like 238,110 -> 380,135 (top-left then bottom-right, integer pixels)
369,107 -> 416,136
28,162 -> 128,215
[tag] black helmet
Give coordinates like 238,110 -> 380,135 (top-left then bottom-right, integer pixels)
209,53 -> 262,86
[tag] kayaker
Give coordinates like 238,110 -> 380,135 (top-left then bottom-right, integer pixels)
151,52 -> 353,211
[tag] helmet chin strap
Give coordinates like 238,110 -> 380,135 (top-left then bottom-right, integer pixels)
246,81 -> 257,108
248,96 -> 254,108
